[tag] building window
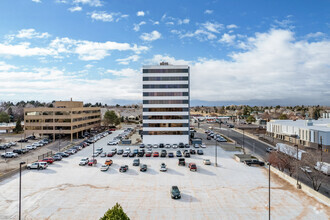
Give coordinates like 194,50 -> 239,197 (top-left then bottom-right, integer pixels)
143,77 -> 189,81
143,69 -> 188,73
143,100 -> 189,104
143,108 -> 189,112
143,123 -> 188,127
143,84 -> 188,89
143,92 -> 188,96
143,131 -> 189,135
143,115 -> 189,120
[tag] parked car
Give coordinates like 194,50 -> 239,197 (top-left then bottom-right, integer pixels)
266,147 -> 275,153
119,165 -> 129,172
52,155 -> 62,161
1,152 -> 18,158
140,164 -> 147,172
79,158 -> 89,166
160,150 -> 167,157
56,152 -> 69,157
185,144 -> 190,148
159,143 -> 164,148
184,152 -> 190,158
100,165 -> 109,171
189,163 -> 197,171
197,150 -> 204,155
17,139 -> 28,143
176,150 -> 182,157
300,166 -> 312,173
39,157 -> 54,164
88,159 -> 97,166
139,144 -> 145,148
165,144 -> 171,148
203,159 -> 211,165
25,145 -> 36,150
105,159 -> 113,166
207,136 -> 212,140
201,144 -> 206,148
170,186 -> 181,199
168,152 -> 174,158
137,151 -> 145,157
100,152 -> 107,157
153,144 -> 158,148
145,152 -> 152,157
194,144 -> 200,148
178,158 -> 185,166
153,152 -> 159,157
160,163 -> 167,172
129,152 -> 135,157
244,159 -> 265,166
190,149 -> 196,154
172,144 -> 178,149
117,149 -> 124,155
13,149 -> 25,154
27,162 -> 48,170
107,152 -> 114,157
133,159 -> 140,166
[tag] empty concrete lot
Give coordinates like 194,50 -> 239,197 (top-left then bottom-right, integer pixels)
0,130 -> 329,220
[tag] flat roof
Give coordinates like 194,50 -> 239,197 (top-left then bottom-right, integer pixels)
269,119 -> 330,132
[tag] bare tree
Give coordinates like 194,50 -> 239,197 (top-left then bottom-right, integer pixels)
268,152 -> 296,176
300,153 -> 326,191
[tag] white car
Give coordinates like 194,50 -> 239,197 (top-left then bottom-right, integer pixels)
165,144 -> 171,148
160,163 -> 167,172
26,145 -> 36,150
153,144 -> 158,148
203,159 -> 211,165
1,152 -> 18,158
79,158 -> 89,166
100,165 -> 109,171
172,144 -> 178,149
27,162 -> 48,170
300,166 -> 312,173
146,149 -> 153,154
9,142 -> 17,146
201,144 -> 206,148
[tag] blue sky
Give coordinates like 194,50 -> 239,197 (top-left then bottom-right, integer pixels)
0,0 -> 329,105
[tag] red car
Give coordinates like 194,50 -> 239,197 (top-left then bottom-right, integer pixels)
145,152 -> 151,157
39,158 -> 54,164
153,152 -> 159,157
107,152 -> 114,157
88,159 -> 97,166
189,163 -> 197,171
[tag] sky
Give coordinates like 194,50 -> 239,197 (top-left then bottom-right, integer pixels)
0,0 -> 329,106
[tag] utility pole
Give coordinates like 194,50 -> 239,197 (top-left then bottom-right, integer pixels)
242,128 -> 245,154
58,128 -> 62,152
19,161 -> 26,220
320,136 -> 323,162
295,144 -> 300,188
268,162 -> 271,220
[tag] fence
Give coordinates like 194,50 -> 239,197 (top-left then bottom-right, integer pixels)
38,151 -> 53,160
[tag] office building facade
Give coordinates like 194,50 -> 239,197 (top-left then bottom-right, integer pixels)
24,100 -> 101,141
142,63 -> 190,144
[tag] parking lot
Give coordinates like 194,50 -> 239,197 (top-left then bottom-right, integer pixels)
0,130 -> 329,220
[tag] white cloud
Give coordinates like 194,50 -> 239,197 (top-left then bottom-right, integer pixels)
84,64 -> 93,68
306,32 -> 325,39
219,33 -> 236,44
15,29 -> 50,39
73,0 -> 102,7
227,24 -> 238,29
0,42 -> 57,57
204,10 -> 213,14
140,31 -> 161,41
202,22 -> 223,33
148,54 -> 191,66
153,21 -> 159,25
32,0 -> 41,3
0,61 -> 18,71
68,6 -> 82,12
178,18 -> 190,25
116,55 -> 140,65
89,11 -> 128,22
172,29 -> 216,41
137,11 -> 145,16
133,21 -> 146,32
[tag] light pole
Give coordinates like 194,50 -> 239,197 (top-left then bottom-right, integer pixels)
58,128 -> 62,152
215,137 -> 218,167
20,133 -> 23,150
295,144 -> 300,188
320,136 -> 323,162
242,128 -> 245,154
19,161 -> 26,220
268,162 -> 271,220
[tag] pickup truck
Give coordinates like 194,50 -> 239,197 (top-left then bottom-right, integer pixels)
178,158 -> 185,166
1,152 -> 18,158
244,159 -> 265,166
27,162 -> 48,170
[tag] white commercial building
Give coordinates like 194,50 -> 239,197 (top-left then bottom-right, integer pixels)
142,63 -> 190,145
267,119 -> 330,149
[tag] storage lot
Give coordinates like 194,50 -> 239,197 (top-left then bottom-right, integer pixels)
0,130 -> 329,220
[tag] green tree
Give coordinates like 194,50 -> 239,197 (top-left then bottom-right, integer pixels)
312,108 -> 321,120
279,114 -> 288,120
246,115 -> 256,123
104,110 -> 120,127
100,203 -> 130,220
14,119 -> 23,133
0,111 -> 10,123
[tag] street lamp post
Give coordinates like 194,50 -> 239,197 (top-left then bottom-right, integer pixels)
58,128 -> 62,152
295,144 -> 300,188
19,161 -> 26,220
268,162 -> 271,220
242,128 -> 245,154
215,138 -> 218,167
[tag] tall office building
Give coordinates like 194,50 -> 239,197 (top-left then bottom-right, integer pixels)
142,62 -> 190,144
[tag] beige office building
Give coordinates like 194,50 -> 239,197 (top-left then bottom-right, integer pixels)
24,101 -> 101,141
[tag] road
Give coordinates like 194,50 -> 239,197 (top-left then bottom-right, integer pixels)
195,122 -> 330,198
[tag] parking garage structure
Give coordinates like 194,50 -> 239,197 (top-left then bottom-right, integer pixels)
142,63 -> 190,145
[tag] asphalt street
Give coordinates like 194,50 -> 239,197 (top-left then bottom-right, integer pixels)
195,122 -> 330,198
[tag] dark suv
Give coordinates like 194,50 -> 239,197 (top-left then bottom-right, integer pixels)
244,159 -> 265,166
170,186 -> 181,199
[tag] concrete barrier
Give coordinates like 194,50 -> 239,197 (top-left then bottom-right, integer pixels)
270,166 -> 330,206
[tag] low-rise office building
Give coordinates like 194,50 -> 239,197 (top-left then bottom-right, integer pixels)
24,100 -> 101,141
267,119 -> 330,149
